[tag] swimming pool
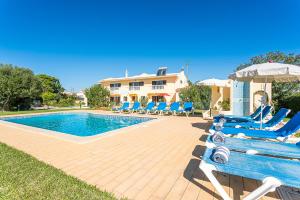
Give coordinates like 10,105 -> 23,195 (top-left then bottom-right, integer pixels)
0,113 -> 154,137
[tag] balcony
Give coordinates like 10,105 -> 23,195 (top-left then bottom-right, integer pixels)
110,87 -> 120,92
129,86 -> 141,91
152,85 -> 164,90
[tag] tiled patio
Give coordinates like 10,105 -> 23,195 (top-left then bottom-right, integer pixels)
0,111 -> 280,200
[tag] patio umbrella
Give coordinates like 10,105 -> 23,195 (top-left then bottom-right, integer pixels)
229,62 -> 300,129
196,78 -> 231,87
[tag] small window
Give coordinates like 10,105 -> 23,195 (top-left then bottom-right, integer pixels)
110,83 -> 121,88
152,80 -> 167,85
152,96 -> 165,103
129,82 -> 144,86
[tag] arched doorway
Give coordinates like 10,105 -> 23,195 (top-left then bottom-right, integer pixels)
253,90 -> 269,110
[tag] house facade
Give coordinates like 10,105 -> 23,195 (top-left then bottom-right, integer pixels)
99,67 -> 188,104
202,79 -> 272,118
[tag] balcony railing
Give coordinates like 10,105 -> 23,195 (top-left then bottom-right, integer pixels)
110,87 -> 120,91
129,86 -> 141,91
152,85 -> 164,90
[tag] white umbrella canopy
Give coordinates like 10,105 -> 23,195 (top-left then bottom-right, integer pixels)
196,78 -> 231,87
229,62 -> 300,82
229,62 -> 300,129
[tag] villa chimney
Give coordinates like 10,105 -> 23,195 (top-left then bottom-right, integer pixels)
125,69 -> 128,78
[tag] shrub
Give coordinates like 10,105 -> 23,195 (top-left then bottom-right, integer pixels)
281,93 -> 300,116
85,85 -> 110,108
179,83 -> 211,110
41,92 -> 58,107
0,65 -> 42,111
56,96 -> 76,107
218,100 -> 230,111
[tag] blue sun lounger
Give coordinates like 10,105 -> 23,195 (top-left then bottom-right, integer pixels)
207,135 -> 300,159
214,106 -> 271,123
112,102 -> 130,112
220,108 -> 290,130
214,106 -> 262,122
200,145 -> 300,200
179,102 -> 194,116
138,102 -> 155,114
164,102 -> 180,115
152,102 -> 167,115
129,101 -> 140,113
210,111 -> 300,141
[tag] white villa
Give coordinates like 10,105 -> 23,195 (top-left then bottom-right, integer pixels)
99,67 -> 188,104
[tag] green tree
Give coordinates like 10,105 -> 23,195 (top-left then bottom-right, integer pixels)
0,64 -> 42,111
84,85 -> 110,108
179,83 -> 211,110
36,74 -> 64,94
41,92 -> 58,108
236,51 -> 300,111
57,93 -> 76,107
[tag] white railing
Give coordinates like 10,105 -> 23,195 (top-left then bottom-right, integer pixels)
129,86 -> 141,91
110,87 -> 120,91
152,85 -> 164,90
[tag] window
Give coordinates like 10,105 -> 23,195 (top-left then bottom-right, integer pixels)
152,80 -> 167,85
110,83 -> 121,88
156,68 -> 167,76
152,96 -> 165,103
110,96 -> 120,104
129,82 -> 144,86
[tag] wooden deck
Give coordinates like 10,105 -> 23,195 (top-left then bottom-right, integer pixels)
0,111 -> 280,200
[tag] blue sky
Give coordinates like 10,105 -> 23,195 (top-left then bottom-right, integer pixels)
0,0 -> 300,91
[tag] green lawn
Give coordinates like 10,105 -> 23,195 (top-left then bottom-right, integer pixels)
0,143 -> 122,200
0,108 -> 87,116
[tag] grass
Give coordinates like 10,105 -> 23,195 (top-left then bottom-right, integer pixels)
0,142 -> 122,200
0,108 -> 88,116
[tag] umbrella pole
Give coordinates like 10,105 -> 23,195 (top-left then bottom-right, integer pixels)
260,79 -> 267,130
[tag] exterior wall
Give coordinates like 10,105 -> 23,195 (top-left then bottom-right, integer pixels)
249,82 -> 272,113
100,71 -> 188,104
76,91 -> 88,106
209,80 -> 272,116
230,81 -> 272,116
210,86 -> 231,111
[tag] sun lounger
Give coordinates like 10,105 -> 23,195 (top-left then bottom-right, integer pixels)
164,102 -> 180,115
112,102 -> 130,112
207,135 -> 300,159
220,108 -> 290,130
214,106 -> 271,123
210,112 -> 300,141
214,106 -> 262,121
129,102 -> 140,113
138,102 -> 155,114
200,145 -> 300,200
179,102 -> 194,116
152,102 -> 167,115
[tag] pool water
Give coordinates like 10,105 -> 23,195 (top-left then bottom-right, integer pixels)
1,113 -> 154,137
